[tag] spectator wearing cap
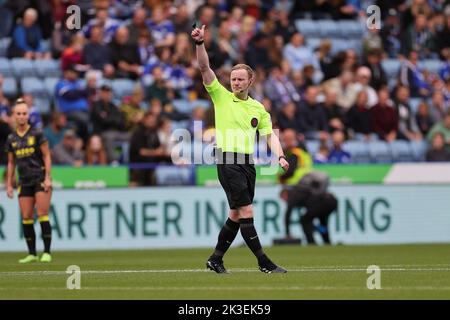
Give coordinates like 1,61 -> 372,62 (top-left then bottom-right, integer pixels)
380,8 -> 402,58
90,84 -> 130,163
370,87 -> 398,142
363,50 -> 387,90
52,129 -> 85,166
55,67 -> 90,140
8,8 -> 51,59
348,66 -> 379,109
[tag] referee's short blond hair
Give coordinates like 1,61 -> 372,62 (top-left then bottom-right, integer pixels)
231,64 -> 255,82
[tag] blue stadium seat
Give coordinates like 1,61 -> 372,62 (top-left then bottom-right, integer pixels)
0,38 -> 11,57
34,59 -> 61,78
191,99 -> 211,109
40,40 -> 51,53
317,20 -> 340,38
409,98 -> 423,115
305,37 -> 322,51
172,99 -> 193,114
0,57 -> 13,77
34,97 -> 51,114
381,59 -> 401,79
343,141 -> 371,163
305,140 -> 320,155
171,120 -> 190,131
21,77 -> 47,98
2,77 -> 18,97
368,141 -> 392,163
155,166 -> 193,185
330,39 -> 352,55
410,140 -> 428,161
295,19 -> 320,38
389,140 -> 414,162
11,58 -> 36,77
418,59 -> 442,74
44,77 -> 59,97
337,20 -> 364,38
112,78 -> 136,100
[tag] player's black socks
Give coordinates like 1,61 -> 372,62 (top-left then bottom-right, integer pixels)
239,218 -> 264,258
22,220 -> 36,256
39,216 -> 52,253
210,218 -> 240,261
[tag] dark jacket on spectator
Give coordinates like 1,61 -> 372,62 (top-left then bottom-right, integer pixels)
129,123 -> 161,163
370,103 -> 398,139
297,101 -> 328,133
425,149 -> 450,162
346,104 -> 372,135
109,40 -> 141,79
83,42 -> 112,71
91,100 -> 126,134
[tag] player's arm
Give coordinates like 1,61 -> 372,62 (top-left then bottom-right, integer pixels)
6,152 -> 15,198
191,25 -> 215,85
266,132 -> 289,172
40,142 -> 52,192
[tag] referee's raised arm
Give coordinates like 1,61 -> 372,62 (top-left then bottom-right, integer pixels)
191,24 -> 215,85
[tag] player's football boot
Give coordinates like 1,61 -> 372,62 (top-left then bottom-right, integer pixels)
258,255 -> 287,273
206,259 -> 229,274
18,254 -> 39,264
40,253 -> 52,263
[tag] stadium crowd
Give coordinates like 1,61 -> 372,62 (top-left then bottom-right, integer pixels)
0,0 -> 450,185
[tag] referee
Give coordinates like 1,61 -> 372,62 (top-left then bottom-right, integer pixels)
192,25 -> 289,274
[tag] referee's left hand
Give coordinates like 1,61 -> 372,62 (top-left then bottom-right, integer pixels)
279,158 -> 289,172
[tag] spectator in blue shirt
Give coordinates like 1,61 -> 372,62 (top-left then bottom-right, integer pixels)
283,32 -> 321,74
82,8 -> 121,44
8,8 -> 51,59
328,130 -> 351,164
147,5 -> 175,48
55,67 -> 90,140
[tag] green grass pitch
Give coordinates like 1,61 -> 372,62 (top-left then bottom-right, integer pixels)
1,244 -> 450,299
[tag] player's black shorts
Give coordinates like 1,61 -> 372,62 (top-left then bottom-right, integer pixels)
18,181 -> 46,197
216,152 -> 256,210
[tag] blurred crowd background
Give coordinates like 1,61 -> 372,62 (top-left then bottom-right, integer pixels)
0,0 -> 449,185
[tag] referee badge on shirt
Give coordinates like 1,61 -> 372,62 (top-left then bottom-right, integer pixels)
251,118 -> 258,128
27,136 -> 35,146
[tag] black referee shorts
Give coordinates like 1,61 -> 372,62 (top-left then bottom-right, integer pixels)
216,151 -> 256,210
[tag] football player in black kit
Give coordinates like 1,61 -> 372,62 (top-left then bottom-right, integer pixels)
5,99 -> 53,263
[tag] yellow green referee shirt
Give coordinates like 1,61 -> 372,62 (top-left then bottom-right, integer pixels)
204,77 -> 273,154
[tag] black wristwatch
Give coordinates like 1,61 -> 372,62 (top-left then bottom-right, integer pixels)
279,155 -> 287,161
195,40 -> 204,45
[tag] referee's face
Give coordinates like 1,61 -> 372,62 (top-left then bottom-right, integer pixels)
230,69 -> 251,94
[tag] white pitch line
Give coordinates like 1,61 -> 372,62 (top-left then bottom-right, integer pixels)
1,286 -> 450,291
1,267 -> 450,277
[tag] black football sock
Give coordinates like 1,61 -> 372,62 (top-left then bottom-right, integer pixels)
239,218 -> 264,258
210,218 -> 240,261
22,219 -> 36,256
38,216 -> 52,254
